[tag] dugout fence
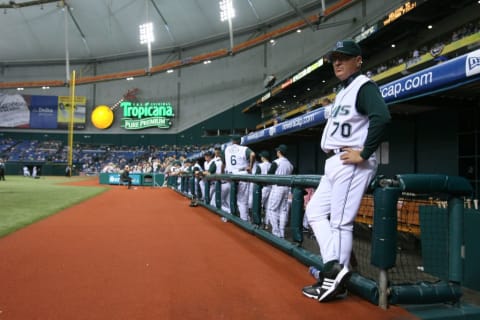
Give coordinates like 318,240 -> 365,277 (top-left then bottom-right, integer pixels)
167,172 -> 479,311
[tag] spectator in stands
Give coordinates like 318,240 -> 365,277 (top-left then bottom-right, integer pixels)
412,49 -> 420,59
273,115 -> 282,125
101,162 -> 116,173
120,165 -> 132,189
321,97 -> 332,107
0,159 -> 5,181
266,144 -> 293,238
302,39 -> 390,302
434,55 -> 448,64
224,135 -> 256,221
451,30 -> 459,42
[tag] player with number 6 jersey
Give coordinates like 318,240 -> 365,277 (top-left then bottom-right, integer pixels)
223,135 -> 256,221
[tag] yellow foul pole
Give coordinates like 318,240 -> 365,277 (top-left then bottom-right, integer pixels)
67,70 -> 76,176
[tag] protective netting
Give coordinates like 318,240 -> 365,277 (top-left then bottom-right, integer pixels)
294,192 -> 454,285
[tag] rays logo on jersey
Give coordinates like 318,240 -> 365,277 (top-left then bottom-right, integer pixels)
331,105 -> 351,118
466,49 -> 480,77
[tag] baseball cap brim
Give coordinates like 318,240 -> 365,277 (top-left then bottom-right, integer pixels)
326,40 -> 362,60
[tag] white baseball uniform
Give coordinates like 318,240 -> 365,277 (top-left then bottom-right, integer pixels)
192,162 -> 203,197
224,143 -> 252,221
211,155 -> 231,213
305,75 -> 378,267
200,158 -> 215,201
248,161 -> 260,210
266,156 -> 293,238
258,160 -> 272,225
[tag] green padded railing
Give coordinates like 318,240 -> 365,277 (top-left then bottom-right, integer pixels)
172,172 -> 475,311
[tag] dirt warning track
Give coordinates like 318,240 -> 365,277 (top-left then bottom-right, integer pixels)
0,178 -> 417,319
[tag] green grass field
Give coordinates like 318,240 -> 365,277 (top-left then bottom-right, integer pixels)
0,176 -> 107,238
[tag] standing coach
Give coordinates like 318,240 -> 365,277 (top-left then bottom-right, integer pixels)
302,39 -> 391,302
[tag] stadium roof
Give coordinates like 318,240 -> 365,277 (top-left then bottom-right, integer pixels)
0,0 -> 326,64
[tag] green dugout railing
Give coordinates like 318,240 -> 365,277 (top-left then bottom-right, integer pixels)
170,172 -> 475,311
372,174 -> 472,308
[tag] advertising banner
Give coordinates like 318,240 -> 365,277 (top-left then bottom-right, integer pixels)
380,48 -> 480,103
57,96 -> 87,129
241,108 -> 325,145
29,95 -> 58,129
120,101 -> 174,130
0,94 -> 86,130
0,93 -> 30,128
107,173 -> 142,185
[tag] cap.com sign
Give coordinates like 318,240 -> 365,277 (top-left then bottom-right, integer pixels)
120,101 -> 174,130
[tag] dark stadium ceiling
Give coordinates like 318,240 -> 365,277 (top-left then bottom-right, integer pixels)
0,0 -> 331,64
254,0 -> 480,115
244,0 -> 480,148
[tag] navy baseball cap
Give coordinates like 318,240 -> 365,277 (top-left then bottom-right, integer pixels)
327,39 -> 361,59
230,134 -> 241,142
275,144 -> 288,155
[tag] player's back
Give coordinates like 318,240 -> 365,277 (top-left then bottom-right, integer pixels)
224,144 -> 248,173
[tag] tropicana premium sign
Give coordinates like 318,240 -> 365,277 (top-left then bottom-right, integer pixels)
120,101 -> 174,130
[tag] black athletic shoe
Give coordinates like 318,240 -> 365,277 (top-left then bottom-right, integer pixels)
302,281 -> 324,300
318,262 -> 351,302
302,262 -> 351,302
335,286 -> 348,300
302,283 -> 348,301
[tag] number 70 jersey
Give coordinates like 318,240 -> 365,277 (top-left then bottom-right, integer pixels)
321,74 -> 370,153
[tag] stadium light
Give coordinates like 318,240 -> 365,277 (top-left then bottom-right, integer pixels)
139,22 -> 154,45
219,0 -> 235,52
219,0 -> 235,22
139,21 -> 154,71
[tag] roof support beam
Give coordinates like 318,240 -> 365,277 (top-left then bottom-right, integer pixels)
246,0 -> 260,21
64,1 -> 91,56
149,0 -> 177,45
284,0 -> 316,31
0,0 -> 57,9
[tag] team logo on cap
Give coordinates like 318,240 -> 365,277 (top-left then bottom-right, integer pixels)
336,41 -> 344,48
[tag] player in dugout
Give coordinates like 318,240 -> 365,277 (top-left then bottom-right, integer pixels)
302,39 -> 391,302
223,135 -> 256,221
